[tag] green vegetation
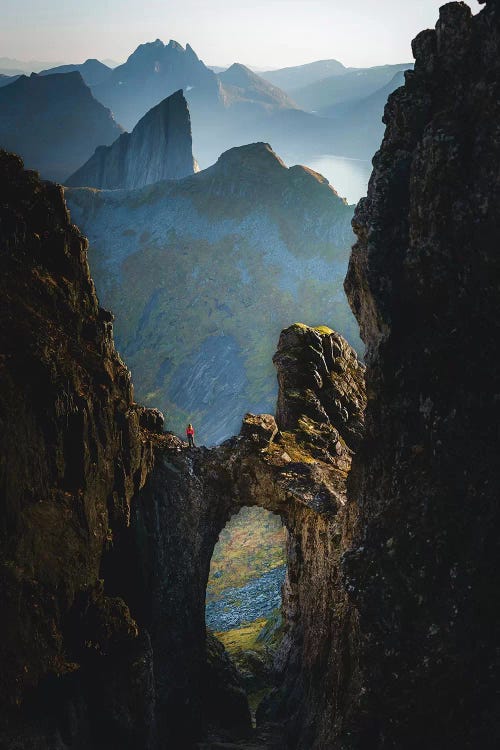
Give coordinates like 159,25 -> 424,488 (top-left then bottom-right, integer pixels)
207,507 -> 286,601
215,618 -> 268,654
67,152 -> 361,444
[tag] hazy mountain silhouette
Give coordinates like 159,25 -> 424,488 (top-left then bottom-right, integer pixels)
0,72 -> 122,181
39,59 -> 112,86
0,56 -> 66,75
0,74 -> 19,88
318,70 -> 407,158
261,59 -> 347,92
292,62 -> 412,111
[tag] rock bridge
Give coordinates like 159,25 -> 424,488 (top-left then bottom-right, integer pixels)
105,324 -> 366,748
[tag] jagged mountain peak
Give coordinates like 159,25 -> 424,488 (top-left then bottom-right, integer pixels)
66,88 -> 196,188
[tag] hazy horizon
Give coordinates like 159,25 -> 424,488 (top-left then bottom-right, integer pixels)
1,0 -> 481,71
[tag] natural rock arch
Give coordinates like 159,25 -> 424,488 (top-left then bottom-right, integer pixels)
115,324 -> 366,747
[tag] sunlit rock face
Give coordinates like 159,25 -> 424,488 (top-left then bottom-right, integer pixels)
67,90 -> 197,189
343,1 -> 500,746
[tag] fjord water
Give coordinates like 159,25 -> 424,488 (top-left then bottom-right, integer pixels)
306,154 -> 372,205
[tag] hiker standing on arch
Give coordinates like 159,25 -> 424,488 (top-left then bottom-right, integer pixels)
186,423 -> 195,448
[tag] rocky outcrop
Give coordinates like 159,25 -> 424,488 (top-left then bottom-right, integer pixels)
273,324 -> 365,449
0,72 -> 122,181
67,90 -> 197,189
0,149 -> 158,748
343,1 -> 500,746
66,142 -> 359,445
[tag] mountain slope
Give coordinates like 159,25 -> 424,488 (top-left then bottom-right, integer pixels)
0,74 -> 19,88
312,70 -> 407,159
0,72 -> 123,181
39,58 -> 112,86
322,69 -> 406,119
219,63 -> 298,110
292,62 -> 413,111
66,142 -> 359,444
67,90 -> 197,189
261,59 -> 347,92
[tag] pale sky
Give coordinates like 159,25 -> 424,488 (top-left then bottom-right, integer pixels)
0,0 -> 482,70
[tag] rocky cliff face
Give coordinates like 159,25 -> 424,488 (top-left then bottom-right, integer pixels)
67,90 -> 197,189
343,1 -> 500,746
66,142 -> 359,445
0,150 -> 160,748
0,72 -> 122,181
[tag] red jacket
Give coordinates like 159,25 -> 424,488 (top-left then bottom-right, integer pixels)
186,426 -> 194,436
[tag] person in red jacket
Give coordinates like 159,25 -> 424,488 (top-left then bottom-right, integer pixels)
186,423 -> 195,448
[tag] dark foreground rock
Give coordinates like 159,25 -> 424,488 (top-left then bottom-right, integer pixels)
343,1 -> 500,747
0,149 -> 156,747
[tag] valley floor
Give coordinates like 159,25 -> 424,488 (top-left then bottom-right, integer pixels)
197,722 -> 286,749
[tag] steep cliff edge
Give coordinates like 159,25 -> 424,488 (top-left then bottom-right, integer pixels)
0,150 -> 160,748
67,90 -> 197,189
344,1 -> 500,746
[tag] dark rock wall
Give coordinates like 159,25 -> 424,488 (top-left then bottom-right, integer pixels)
67,90 -> 197,189
344,1 -> 500,747
0,150 -> 157,748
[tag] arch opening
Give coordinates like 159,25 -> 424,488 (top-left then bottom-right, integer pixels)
206,505 -> 288,722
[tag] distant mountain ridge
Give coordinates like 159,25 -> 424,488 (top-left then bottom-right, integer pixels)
67,90 -> 197,189
291,62 -> 413,111
66,142 -> 360,444
0,72 -> 122,181
219,63 -> 298,110
261,59 -> 347,91
39,59 -> 112,86
316,70 -> 408,159
0,56 -> 66,75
